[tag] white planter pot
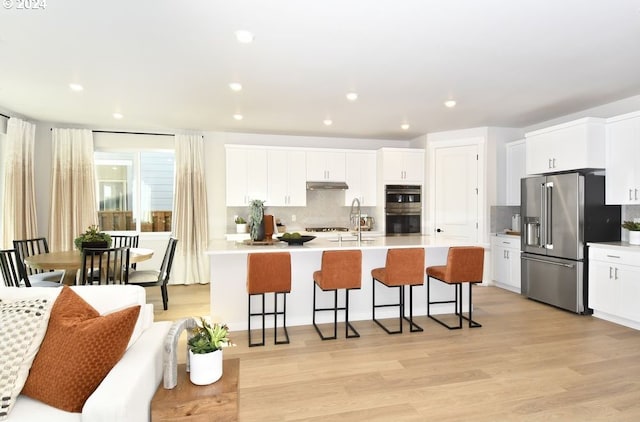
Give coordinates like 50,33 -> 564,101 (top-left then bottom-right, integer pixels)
188,349 -> 223,385
629,231 -> 640,245
236,223 -> 247,233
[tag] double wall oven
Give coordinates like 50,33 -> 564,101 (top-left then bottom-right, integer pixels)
385,184 -> 422,235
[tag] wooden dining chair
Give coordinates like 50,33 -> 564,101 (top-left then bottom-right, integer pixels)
110,234 -> 140,269
13,237 -> 66,284
0,249 -> 61,287
127,238 -> 178,310
80,247 -> 130,285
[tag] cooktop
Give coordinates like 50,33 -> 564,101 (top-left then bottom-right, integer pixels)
304,227 -> 350,232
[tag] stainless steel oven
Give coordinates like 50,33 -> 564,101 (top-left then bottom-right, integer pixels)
385,185 -> 422,235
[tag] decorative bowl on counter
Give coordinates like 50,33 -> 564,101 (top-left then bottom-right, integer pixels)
277,235 -> 316,246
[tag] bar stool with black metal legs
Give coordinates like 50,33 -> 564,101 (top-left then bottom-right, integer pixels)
312,250 -> 362,340
426,246 -> 484,330
246,252 -> 292,347
372,248 -> 425,334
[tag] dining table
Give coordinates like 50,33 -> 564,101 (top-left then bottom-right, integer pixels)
24,247 -> 155,286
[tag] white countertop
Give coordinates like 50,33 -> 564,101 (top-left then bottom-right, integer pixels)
207,235 -> 484,255
587,241 -> 640,251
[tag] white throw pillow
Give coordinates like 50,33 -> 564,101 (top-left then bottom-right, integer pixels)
0,296 -> 55,420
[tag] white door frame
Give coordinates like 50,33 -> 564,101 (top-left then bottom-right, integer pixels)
427,137 -> 486,241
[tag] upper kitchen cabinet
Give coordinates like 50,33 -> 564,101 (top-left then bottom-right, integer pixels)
344,151 -> 377,206
525,117 -> 606,175
605,111 -> 640,205
306,150 -> 346,182
379,148 -> 425,184
267,149 -> 306,206
505,140 -> 525,206
225,146 -> 268,206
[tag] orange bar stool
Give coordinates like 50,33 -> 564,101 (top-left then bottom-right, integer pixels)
246,252 -> 292,347
312,250 -> 362,340
426,246 -> 485,330
372,248 -> 425,334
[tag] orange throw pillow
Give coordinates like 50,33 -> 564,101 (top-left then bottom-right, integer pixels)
21,286 -> 140,413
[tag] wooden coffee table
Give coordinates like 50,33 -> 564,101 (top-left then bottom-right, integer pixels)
151,358 -> 239,421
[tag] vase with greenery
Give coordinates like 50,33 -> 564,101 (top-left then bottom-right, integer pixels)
622,220 -> 640,245
187,317 -> 232,385
74,225 -> 112,251
248,199 -> 266,241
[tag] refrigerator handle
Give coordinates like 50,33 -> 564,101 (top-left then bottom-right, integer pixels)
540,183 -> 546,247
546,182 -> 553,250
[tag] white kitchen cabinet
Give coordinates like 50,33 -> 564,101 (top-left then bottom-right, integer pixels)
344,151 -> 377,206
225,147 -> 268,206
525,117 -> 605,175
267,150 -> 306,206
588,244 -> 640,329
379,148 -> 425,183
491,235 -> 521,293
306,150 -> 346,182
605,111 -> 640,205
505,140 -> 525,206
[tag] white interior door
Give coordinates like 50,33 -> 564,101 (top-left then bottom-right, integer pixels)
434,144 -> 478,241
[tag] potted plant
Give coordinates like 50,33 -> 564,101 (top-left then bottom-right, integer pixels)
234,216 -> 247,233
187,317 -> 232,385
248,199 -> 266,241
74,225 -> 112,251
622,220 -> 640,245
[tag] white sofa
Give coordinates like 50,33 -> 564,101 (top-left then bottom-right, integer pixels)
2,285 -> 172,422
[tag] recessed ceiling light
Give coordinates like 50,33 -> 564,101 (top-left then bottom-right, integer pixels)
444,99 -> 457,108
401,123 -> 410,130
346,92 -> 358,102
112,112 -> 123,119
323,119 -> 333,126
69,83 -> 83,92
235,30 -> 254,44
233,114 -> 243,121
229,82 -> 242,92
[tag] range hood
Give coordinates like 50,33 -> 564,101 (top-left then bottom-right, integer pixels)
306,181 -> 349,190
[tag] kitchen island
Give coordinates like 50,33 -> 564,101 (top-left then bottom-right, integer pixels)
206,235 -> 487,331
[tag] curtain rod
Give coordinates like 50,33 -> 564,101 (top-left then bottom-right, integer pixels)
92,129 -> 174,137
0,113 -> 9,119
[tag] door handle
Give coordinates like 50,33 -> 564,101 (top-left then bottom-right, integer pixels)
552,158 -> 556,168
436,228 -> 443,233
548,158 -> 552,169
636,189 -> 638,201
614,267 -> 619,280
609,266 -> 613,279
630,189 -> 634,201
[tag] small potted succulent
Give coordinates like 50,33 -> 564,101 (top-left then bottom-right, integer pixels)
621,220 -> 640,245
234,216 -> 247,233
74,225 -> 112,251
187,317 -> 232,385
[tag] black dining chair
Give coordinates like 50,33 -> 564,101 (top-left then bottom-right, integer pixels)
13,237 -> 66,284
127,238 -> 178,310
0,249 -> 61,288
79,247 -> 130,285
110,234 -> 140,269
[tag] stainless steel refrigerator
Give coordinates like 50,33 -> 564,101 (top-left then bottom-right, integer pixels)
520,172 -> 620,313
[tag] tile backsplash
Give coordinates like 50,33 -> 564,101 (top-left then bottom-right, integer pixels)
491,205 -> 521,233
227,190 -> 375,233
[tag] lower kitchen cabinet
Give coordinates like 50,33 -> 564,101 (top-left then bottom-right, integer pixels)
491,235 -> 521,293
589,244 -> 640,329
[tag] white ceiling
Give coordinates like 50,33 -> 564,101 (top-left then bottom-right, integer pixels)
1,0 -> 639,140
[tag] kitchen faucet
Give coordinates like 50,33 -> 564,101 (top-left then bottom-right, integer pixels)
350,197 -> 362,245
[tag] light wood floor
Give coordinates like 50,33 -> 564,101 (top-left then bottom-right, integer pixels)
148,284 -> 640,421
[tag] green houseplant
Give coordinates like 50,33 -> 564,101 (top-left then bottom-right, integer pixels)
622,220 -> 640,245
248,199 -> 266,241
74,225 -> 112,251
234,216 -> 247,234
187,317 -> 232,385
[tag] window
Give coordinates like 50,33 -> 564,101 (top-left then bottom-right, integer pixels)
95,150 -> 175,232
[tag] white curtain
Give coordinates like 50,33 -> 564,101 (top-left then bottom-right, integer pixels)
172,134 -> 209,285
1,118 -> 38,248
49,128 -> 97,252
